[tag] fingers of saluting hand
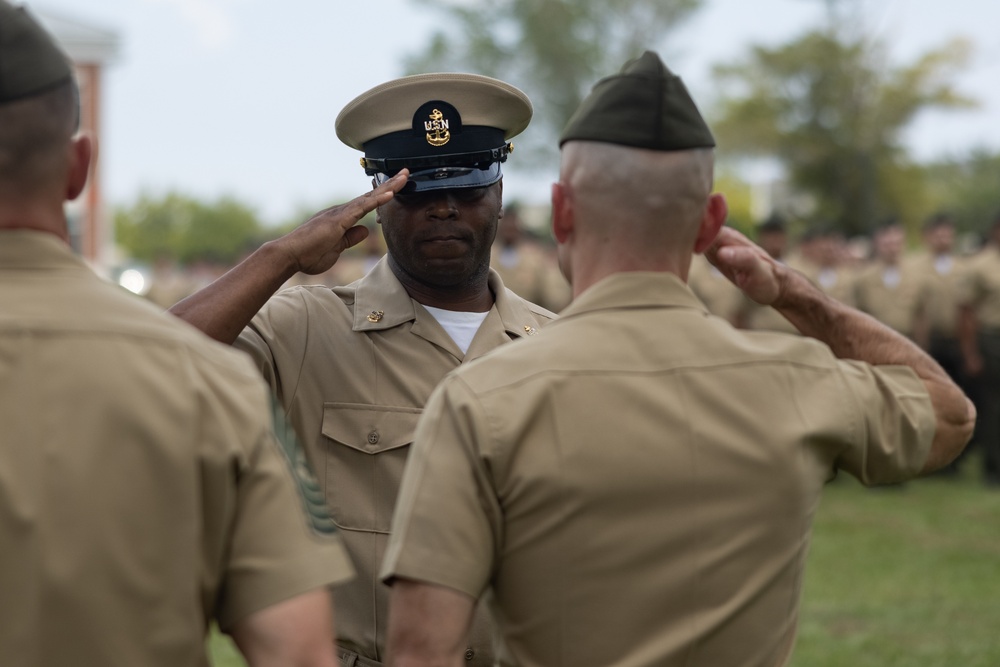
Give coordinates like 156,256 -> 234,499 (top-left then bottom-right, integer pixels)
316,169 -> 410,232
287,170 -> 410,275
704,227 -> 782,306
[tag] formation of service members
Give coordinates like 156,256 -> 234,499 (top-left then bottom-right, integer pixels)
0,5 -> 353,666
170,73 -> 556,666
379,52 -> 974,667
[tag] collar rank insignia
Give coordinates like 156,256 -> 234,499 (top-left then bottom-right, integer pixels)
367,310 -> 384,323
523,325 -> 537,336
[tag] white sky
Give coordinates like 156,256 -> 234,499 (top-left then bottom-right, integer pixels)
27,0 -> 1000,225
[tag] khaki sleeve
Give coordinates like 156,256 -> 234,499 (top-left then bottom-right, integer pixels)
213,374 -> 354,630
235,287 -> 311,397
833,360 -> 936,485
380,375 -> 500,599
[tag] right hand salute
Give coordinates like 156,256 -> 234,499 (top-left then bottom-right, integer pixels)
704,226 -> 787,307
169,170 -> 409,344
279,171 -> 410,276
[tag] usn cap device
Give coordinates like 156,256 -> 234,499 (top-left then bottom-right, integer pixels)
335,72 -> 532,193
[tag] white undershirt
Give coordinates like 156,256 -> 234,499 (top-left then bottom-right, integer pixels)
422,305 -> 490,354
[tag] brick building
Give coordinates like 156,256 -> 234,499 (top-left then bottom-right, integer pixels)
34,8 -> 120,269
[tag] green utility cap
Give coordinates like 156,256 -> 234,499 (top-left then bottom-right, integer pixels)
560,50 -> 715,151
0,1 -> 73,104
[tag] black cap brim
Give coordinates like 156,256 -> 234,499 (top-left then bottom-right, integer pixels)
374,162 -> 502,193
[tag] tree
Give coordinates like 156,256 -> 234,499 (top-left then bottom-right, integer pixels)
404,0 -> 703,169
114,192 -> 265,266
923,149 -> 1000,240
710,22 -> 974,236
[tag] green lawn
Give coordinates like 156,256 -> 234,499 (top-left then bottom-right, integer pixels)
209,455 -> 1000,666
791,458 -> 1000,667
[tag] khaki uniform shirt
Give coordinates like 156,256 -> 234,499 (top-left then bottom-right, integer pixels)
236,257 -> 555,665
906,251 -> 966,338
853,260 -> 928,338
795,258 -> 856,307
957,245 -> 1000,330
0,231 -> 353,667
383,272 -> 935,667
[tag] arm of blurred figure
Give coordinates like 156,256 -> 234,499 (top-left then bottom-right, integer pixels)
385,578 -> 476,667
169,173 -> 408,344
958,304 -> 984,377
229,587 -> 338,667
705,226 -> 976,473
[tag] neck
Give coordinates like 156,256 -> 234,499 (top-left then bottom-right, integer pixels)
0,199 -> 70,243
387,255 -> 495,312
568,244 -> 688,299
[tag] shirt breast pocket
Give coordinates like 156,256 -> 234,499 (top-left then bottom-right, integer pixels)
320,403 -> 422,532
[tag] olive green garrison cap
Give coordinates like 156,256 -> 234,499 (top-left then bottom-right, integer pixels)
560,50 -> 714,151
0,0 -> 73,104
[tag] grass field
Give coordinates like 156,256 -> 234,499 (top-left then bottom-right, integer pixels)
208,454 -> 1000,666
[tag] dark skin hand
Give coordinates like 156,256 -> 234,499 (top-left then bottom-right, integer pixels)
169,171 -> 410,344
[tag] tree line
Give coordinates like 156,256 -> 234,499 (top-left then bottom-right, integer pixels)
114,0 -> 1000,266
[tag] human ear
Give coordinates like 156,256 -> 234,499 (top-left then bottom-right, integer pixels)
693,193 -> 728,254
550,182 -> 574,244
66,134 -> 92,202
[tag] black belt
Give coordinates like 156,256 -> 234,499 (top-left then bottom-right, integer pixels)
337,647 -> 382,667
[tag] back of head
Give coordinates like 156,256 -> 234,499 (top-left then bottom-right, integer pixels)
0,1 -> 78,197
558,51 -> 716,252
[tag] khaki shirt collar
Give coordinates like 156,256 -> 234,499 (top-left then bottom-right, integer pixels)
0,229 -> 85,272
559,271 -> 708,320
350,254 -> 543,342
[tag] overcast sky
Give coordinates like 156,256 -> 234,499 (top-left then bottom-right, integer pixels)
27,0 -> 1000,225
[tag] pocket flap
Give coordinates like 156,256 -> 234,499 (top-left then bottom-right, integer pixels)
321,403 -> 422,454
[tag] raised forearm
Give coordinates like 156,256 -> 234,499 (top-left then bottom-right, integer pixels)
774,269 -> 975,472
169,240 -> 298,344
706,226 -> 975,473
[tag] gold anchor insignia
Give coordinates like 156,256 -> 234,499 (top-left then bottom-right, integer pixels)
523,325 -> 537,336
367,310 -> 384,323
425,108 -> 451,147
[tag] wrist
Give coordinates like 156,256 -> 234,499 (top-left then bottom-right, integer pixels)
260,238 -> 303,280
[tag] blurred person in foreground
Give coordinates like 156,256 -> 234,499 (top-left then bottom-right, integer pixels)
910,212 -> 973,475
170,72 -> 555,666
0,3 -> 353,666
959,211 -> 1000,487
380,51 -> 975,667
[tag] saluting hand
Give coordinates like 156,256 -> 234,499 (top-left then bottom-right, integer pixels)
278,170 -> 409,276
704,226 -> 786,307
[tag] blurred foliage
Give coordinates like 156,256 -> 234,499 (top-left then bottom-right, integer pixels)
922,149 -> 1000,240
711,21 -> 975,237
114,192 -> 271,266
404,0 -> 703,171
714,170 -> 755,236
